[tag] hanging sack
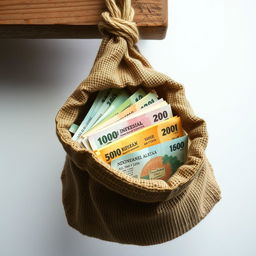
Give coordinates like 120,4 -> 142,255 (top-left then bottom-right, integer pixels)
55,0 -> 221,245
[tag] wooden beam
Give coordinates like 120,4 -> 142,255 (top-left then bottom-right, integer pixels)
0,0 -> 168,39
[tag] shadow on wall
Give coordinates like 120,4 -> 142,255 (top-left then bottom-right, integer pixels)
0,39 -> 101,90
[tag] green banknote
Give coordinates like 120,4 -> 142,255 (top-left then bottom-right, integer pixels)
72,89 -> 110,141
100,88 -> 147,123
90,89 -> 130,128
69,124 -> 79,134
80,88 -> 128,137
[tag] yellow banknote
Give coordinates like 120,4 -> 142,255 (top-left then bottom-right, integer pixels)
81,100 -> 168,149
94,116 -> 183,164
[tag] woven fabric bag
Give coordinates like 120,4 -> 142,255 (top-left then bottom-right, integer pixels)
55,0 -> 221,245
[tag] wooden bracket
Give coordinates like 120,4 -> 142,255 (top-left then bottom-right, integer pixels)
0,0 -> 168,39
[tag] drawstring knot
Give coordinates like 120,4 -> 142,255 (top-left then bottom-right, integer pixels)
99,0 -> 139,45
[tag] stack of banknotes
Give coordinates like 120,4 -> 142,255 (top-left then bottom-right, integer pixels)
69,88 -> 188,181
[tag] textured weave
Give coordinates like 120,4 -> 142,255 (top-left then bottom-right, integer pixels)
55,0 -> 221,245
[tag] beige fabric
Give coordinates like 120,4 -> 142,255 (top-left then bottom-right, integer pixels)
55,0 -> 221,245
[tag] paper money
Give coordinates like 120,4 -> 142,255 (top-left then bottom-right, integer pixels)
81,88 -> 128,134
72,89 -> 110,140
89,89 -> 130,128
94,116 -> 183,164
69,124 -> 79,134
111,135 -> 188,180
100,88 -> 147,123
83,92 -> 160,136
87,103 -> 173,150
81,100 -> 168,149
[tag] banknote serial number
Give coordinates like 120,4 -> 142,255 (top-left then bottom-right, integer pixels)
161,124 -> 178,136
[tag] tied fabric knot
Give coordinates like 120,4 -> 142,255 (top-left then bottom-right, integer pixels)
99,0 -> 139,46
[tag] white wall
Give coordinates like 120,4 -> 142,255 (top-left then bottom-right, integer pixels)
1,0 -> 255,255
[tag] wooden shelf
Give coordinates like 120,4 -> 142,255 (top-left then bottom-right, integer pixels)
0,0 -> 168,39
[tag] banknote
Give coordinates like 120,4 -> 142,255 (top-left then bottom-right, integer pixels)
72,89 -> 110,140
69,124 -> 79,134
94,116 -> 183,164
100,88 -> 147,123
111,135 -> 188,180
86,103 -> 173,150
81,100 -> 168,149
82,92 -> 160,137
81,88 -> 128,135
89,89 -> 130,128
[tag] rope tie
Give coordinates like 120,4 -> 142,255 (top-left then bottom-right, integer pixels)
99,0 -> 139,46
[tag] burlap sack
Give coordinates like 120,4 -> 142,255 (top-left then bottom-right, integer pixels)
55,0 -> 221,245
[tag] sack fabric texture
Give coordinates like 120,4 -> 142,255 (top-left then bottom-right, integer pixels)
55,0 -> 221,245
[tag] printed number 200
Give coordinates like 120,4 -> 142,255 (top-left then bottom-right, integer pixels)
153,111 -> 168,122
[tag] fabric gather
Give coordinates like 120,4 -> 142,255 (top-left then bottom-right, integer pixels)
98,0 -> 139,45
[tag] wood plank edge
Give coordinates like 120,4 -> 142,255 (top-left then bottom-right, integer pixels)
0,24 -> 167,40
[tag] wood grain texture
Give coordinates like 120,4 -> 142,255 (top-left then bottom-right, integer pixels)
0,0 -> 168,39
